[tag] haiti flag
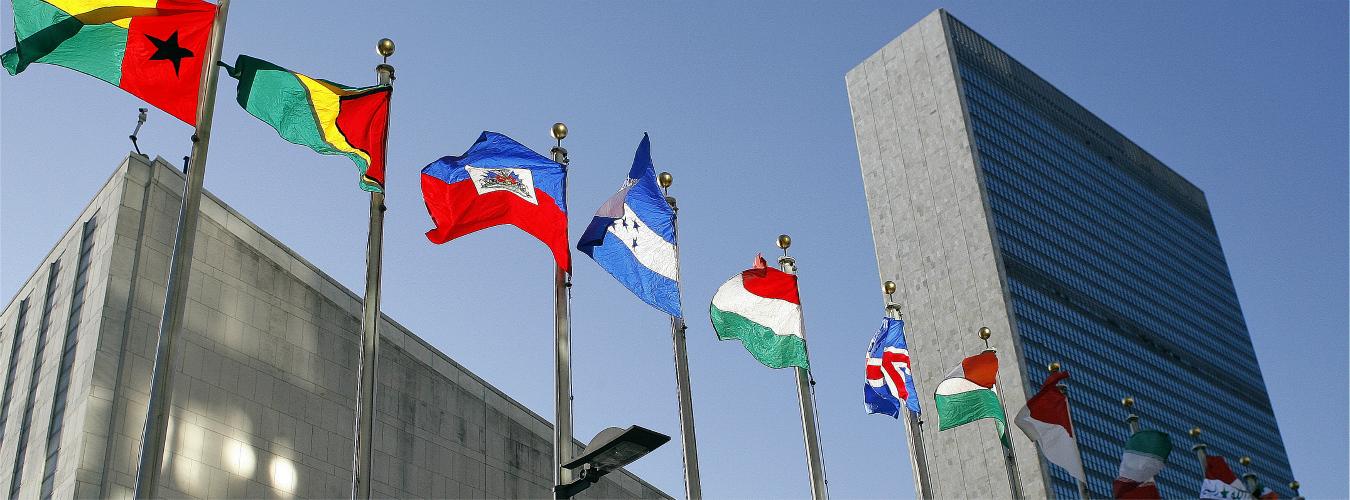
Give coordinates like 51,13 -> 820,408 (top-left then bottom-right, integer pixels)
421,132 -> 570,271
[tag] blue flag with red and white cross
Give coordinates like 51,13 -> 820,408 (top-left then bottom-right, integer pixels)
421,132 -> 571,271
865,317 -> 921,417
576,134 -> 682,317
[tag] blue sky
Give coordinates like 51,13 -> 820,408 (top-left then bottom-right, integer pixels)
3,2 -> 1346,498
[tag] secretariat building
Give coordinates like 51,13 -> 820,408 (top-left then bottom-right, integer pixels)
0,155 -> 667,499
847,10 -> 1293,499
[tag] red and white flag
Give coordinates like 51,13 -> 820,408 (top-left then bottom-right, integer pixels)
1199,455 -> 1248,499
1014,370 -> 1086,482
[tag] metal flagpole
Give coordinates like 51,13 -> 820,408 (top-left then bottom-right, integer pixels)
1121,397 -> 1140,434
658,172 -> 703,500
1049,362 -> 1091,500
352,38 -> 396,500
132,1 -> 230,496
1289,480 -> 1303,500
1188,426 -> 1208,495
550,123 -> 575,496
882,281 -> 932,500
776,235 -> 829,500
1238,456 -> 1258,498
979,327 -> 1024,500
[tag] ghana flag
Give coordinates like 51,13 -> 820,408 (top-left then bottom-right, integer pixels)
223,55 -> 391,192
2,0 -> 218,125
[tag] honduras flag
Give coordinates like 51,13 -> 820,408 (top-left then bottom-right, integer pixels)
577,134 -> 682,318
865,317 -> 921,417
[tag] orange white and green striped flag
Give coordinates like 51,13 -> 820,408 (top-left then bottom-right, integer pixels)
222,54 -> 391,192
935,350 -> 1008,443
2,0 -> 218,124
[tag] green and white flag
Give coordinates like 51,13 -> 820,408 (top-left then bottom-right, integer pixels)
710,255 -> 808,369
934,351 -> 1007,439
1112,429 -> 1172,499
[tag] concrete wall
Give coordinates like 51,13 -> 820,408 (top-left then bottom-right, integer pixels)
2,154 -> 667,499
845,10 -> 1047,500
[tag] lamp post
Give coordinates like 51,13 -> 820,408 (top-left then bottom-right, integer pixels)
555,426 -> 671,499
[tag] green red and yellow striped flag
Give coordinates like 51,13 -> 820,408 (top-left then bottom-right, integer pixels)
223,55 -> 391,192
2,0 -> 218,124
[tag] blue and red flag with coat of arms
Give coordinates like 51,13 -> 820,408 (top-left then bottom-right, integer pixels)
421,131 -> 570,271
865,317 -> 922,418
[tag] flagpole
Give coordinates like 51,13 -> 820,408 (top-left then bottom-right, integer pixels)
659,172 -> 704,500
1238,456 -> 1258,498
1289,480 -> 1303,500
882,281 -> 933,500
132,1 -> 230,497
550,123 -> 575,497
980,327 -> 1024,500
1049,362 -> 1091,500
1121,396 -> 1140,434
776,235 -> 829,500
1188,427 -> 1208,491
352,38 -> 395,500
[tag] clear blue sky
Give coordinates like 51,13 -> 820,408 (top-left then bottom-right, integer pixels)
3,2 -> 1346,498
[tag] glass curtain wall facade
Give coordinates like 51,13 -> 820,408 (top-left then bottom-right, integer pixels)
946,16 -> 1293,498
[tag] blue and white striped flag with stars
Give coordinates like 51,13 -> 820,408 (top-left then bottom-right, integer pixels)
577,134 -> 683,317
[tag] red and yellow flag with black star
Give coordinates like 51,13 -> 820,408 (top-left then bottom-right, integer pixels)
2,0 -> 218,125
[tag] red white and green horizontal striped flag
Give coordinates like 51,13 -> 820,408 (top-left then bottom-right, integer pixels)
935,350 -> 1007,440
710,254 -> 808,369
1113,429 -> 1172,499
2,0 -> 218,124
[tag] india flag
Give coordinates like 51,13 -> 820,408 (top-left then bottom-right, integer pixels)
1113,429 -> 1172,499
710,255 -> 808,369
935,351 -> 1007,437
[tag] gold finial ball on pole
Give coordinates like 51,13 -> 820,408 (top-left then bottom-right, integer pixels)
658,171 -> 673,189
1122,396 -> 1135,408
551,122 -> 568,141
1189,427 -> 1202,438
1289,481 -> 1300,491
978,326 -> 991,340
376,38 -> 395,58
1048,362 -> 1061,372
1239,456 -> 1252,466
777,234 -> 792,250
883,280 -> 897,295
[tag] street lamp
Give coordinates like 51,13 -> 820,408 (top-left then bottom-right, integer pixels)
555,425 -> 671,499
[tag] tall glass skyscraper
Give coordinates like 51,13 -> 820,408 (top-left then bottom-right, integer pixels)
846,10 -> 1293,499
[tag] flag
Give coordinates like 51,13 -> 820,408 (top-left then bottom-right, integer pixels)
3,0 -> 217,124
935,351 -> 1006,440
1252,479 -> 1280,500
422,132 -> 570,271
1199,455 -> 1248,499
1113,429 -> 1172,499
577,134 -> 681,317
864,317 -> 920,418
1014,370 -> 1086,482
710,254 -> 807,369
222,55 -> 391,192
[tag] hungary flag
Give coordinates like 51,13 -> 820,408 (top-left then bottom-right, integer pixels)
1199,455 -> 1248,499
1113,429 -> 1172,499
935,351 -> 1006,438
223,55 -> 392,192
710,254 -> 808,369
2,0 -> 217,125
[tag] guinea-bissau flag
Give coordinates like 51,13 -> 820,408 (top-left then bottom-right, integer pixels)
2,0 -> 217,125
222,55 -> 391,192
